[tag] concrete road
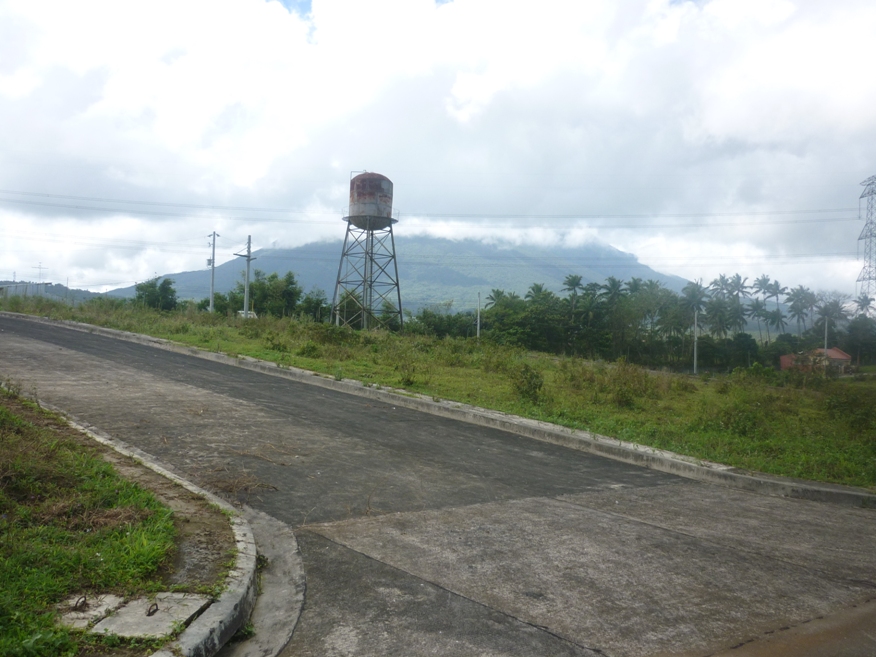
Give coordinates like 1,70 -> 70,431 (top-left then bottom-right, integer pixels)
1,315 -> 874,657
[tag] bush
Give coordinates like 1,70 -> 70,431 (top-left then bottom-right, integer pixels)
669,376 -> 697,394
824,387 -> 876,433
263,331 -> 289,352
296,341 -> 321,358
604,359 -> 656,408
557,358 -> 597,390
511,363 -> 544,404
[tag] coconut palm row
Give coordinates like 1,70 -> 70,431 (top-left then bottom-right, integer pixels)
471,272 -> 873,363
681,274 -> 872,342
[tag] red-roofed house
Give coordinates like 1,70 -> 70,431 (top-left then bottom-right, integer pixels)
780,348 -> 852,373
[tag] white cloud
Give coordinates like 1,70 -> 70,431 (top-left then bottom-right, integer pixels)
1,0 -> 875,296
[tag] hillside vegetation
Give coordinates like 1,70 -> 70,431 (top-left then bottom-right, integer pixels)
2,294 -> 874,491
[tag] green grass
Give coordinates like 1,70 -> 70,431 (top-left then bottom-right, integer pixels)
3,296 -> 875,490
0,392 -> 176,657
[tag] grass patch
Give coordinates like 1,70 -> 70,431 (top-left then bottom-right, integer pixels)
0,390 -> 176,657
3,297 -> 876,490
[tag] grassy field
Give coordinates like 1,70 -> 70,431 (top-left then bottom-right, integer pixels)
0,388 -> 177,657
3,296 -> 875,490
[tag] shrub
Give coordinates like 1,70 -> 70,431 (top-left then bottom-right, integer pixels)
263,331 -> 289,352
669,376 -> 697,394
477,343 -> 515,374
296,341 -> 321,358
604,359 -> 657,408
558,359 -> 597,390
511,363 -> 544,404
824,387 -> 876,433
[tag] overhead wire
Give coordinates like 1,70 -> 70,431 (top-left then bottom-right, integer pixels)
0,196 -> 861,230
1,187 -> 867,286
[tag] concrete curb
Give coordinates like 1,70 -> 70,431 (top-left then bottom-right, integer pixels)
216,506 -> 306,657
8,311 -> 876,508
40,401 -> 258,657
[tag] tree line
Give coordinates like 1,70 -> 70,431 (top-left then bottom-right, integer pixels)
135,271 -> 331,322
408,274 -> 876,370
135,269 -> 876,370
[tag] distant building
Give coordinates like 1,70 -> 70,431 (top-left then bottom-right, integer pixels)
0,282 -> 47,298
780,348 -> 852,373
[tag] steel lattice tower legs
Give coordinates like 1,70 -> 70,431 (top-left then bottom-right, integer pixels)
331,217 -> 403,330
858,175 -> 876,298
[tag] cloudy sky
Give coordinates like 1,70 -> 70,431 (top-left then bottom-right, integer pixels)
2,0 -> 875,296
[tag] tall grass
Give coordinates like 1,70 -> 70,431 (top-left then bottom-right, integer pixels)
3,296 -> 875,489
0,390 -> 176,657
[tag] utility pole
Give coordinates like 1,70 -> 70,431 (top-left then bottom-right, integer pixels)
477,292 -> 481,339
824,312 -> 829,352
693,309 -> 698,375
857,175 -> 876,297
234,236 -> 255,318
207,231 -> 219,313
33,262 -> 47,296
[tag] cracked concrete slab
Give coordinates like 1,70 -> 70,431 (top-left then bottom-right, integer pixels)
558,484 -> 876,582
91,593 -> 212,639
309,493 -> 873,657
57,594 -> 125,630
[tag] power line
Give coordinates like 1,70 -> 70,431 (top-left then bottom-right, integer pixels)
0,187 -> 861,224
0,197 -> 338,223
3,227 -> 859,264
0,188 -> 310,213
0,197 -> 860,229
406,208 -> 859,219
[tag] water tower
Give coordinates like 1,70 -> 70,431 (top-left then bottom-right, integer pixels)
331,172 -> 403,329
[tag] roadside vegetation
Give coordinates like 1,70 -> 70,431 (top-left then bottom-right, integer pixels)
0,387 -> 177,657
2,277 -> 875,491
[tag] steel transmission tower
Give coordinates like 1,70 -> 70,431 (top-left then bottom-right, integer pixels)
332,172 -> 403,330
858,175 -> 876,297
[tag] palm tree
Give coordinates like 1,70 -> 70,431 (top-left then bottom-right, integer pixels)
682,280 -> 709,373
816,295 -> 851,349
766,280 -> 787,312
728,298 -> 747,335
562,274 -> 584,313
599,277 -> 626,307
484,289 -> 507,309
709,274 -> 730,299
785,285 -> 813,334
753,274 -> 772,302
855,292 -> 874,317
626,277 -> 644,295
562,274 -> 583,294
766,308 -> 787,336
746,298 -> 767,343
727,273 -> 750,302
682,279 -> 709,315
705,296 -> 731,338
525,283 -> 549,303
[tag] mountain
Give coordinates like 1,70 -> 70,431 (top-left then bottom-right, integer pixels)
107,236 -> 689,311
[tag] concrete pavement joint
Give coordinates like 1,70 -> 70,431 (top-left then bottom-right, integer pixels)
302,529 -> 608,657
36,397 -> 259,657
555,494 -> 876,594
13,312 -> 872,509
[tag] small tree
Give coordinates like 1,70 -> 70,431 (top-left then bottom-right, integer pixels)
224,270 -> 302,317
135,277 -> 177,311
299,288 -> 331,322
